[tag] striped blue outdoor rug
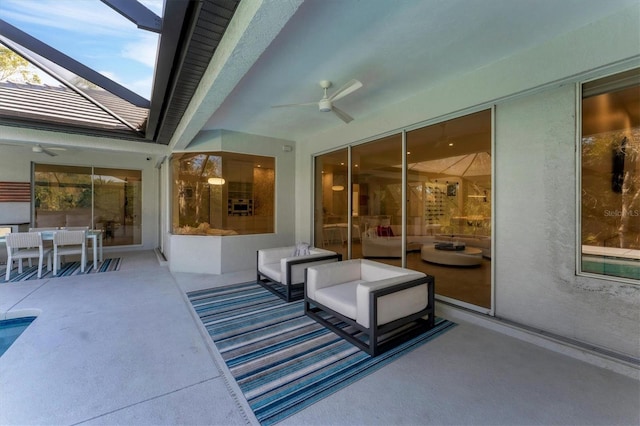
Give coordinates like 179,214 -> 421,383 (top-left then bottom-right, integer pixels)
1,258 -> 121,282
188,282 -> 456,425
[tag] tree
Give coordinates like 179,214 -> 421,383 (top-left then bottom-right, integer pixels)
0,45 -> 42,84
582,129 -> 639,249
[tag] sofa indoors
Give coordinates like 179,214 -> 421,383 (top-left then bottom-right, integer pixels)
361,229 -> 423,258
304,259 -> 435,356
360,220 -> 423,258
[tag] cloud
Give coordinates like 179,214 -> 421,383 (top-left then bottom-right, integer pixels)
138,0 -> 164,16
99,70 -> 120,82
0,1 -> 143,38
121,33 -> 159,68
99,71 -> 152,100
127,77 -> 154,100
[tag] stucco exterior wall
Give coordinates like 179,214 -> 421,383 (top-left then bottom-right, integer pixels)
294,4 -> 640,357
0,144 -> 159,251
495,85 -> 639,358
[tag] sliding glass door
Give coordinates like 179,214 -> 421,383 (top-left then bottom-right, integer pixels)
351,134 -> 403,265
314,149 -> 349,260
313,110 -> 493,311
406,110 -> 492,309
33,164 -> 142,246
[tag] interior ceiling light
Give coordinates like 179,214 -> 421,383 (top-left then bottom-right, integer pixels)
332,185 -> 345,191
207,177 -> 225,185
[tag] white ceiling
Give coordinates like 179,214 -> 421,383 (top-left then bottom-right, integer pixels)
201,0 -> 637,142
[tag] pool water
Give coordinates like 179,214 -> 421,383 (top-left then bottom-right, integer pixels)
582,257 -> 640,280
0,316 -> 36,357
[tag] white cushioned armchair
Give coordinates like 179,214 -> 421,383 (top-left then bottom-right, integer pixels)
257,246 -> 342,302
304,259 -> 435,356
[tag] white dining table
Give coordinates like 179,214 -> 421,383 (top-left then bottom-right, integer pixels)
0,229 -> 104,269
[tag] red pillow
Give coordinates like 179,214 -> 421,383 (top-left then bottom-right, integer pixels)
376,225 -> 394,237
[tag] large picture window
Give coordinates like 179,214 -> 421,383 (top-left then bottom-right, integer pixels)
171,152 -> 275,236
34,164 -> 142,246
580,69 -> 639,280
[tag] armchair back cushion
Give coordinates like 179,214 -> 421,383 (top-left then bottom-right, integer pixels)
258,246 -> 339,285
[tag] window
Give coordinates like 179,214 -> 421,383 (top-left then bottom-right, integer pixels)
580,69 -> 640,280
34,164 -> 142,246
171,152 -> 274,236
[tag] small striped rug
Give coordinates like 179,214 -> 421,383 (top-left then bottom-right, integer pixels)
189,282 -> 456,425
1,258 -> 121,282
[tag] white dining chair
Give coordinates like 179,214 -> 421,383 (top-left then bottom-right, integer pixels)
29,226 -> 59,253
53,230 -> 87,276
5,232 -> 52,281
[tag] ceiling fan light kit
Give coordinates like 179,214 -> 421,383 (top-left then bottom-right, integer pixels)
318,99 -> 332,112
272,79 -> 363,123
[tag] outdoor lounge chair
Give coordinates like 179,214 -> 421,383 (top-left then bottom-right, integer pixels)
304,259 -> 435,356
257,245 -> 342,302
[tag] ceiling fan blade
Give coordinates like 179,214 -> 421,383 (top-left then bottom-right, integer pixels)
328,79 -> 363,102
331,106 -> 354,123
271,101 -> 317,108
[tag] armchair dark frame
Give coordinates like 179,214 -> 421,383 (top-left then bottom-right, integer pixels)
304,273 -> 435,356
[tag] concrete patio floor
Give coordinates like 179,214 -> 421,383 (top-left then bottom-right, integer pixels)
0,250 -> 638,425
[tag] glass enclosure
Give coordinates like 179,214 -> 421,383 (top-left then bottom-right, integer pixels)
313,110 -> 493,309
33,164 -> 142,246
580,69 -> 639,280
171,152 -> 275,236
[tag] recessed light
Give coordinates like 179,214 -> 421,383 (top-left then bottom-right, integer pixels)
407,151 -> 411,155
448,143 -> 454,147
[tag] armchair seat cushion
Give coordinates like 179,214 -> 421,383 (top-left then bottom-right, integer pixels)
313,280 -> 363,320
259,262 -> 282,283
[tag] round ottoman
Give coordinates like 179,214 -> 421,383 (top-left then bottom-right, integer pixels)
421,245 -> 483,266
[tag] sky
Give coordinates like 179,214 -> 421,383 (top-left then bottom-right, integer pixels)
0,0 -> 163,100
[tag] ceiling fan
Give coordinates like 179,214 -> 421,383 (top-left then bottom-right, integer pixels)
0,142 -> 65,156
272,79 -> 363,123
32,144 -> 60,156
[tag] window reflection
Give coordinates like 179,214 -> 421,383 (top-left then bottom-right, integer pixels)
407,110 -> 492,308
581,69 -> 640,280
33,164 -> 142,246
313,109 -> 493,309
171,152 -> 275,236
352,134 -> 403,264
314,149 -> 349,260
